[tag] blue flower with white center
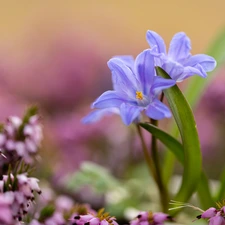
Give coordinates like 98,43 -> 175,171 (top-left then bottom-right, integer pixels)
146,30 -> 217,82
86,49 -> 175,126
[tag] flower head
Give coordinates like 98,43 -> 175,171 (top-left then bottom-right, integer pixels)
88,50 -> 175,125
0,113 -> 43,166
0,173 -> 41,223
146,30 -> 217,82
130,211 -> 172,225
72,208 -> 118,225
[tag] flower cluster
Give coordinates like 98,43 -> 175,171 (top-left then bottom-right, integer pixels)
197,206 -> 225,225
130,211 -> 172,225
84,30 -> 216,125
71,208 -> 118,225
0,110 -> 42,165
0,173 -> 41,224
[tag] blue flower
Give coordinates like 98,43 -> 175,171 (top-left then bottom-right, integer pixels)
82,108 -> 120,124
87,50 -> 175,126
146,30 -> 217,82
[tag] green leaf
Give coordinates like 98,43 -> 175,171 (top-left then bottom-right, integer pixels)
140,122 -> 214,208
39,205 -> 55,222
65,161 -> 119,193
156,67 -> 202,205
139,123 -> 184,164
162,28 -> 225,208
197,173 -> 215,209
215,167 -> 225,201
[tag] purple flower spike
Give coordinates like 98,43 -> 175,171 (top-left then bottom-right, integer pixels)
89,50 -> 175,125
146,30 -> 217,82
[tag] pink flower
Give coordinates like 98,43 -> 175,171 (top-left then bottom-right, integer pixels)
72,209 -> 118,225
201,207 -> 217,219
130,211 -> 172,225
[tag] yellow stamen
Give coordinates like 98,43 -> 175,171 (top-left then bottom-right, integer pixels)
136,91 -> 143,100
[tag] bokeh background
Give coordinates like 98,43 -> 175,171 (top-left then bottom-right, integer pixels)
0,1 -> 225,217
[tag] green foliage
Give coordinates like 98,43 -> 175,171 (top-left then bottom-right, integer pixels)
161,27 -> 225,208
66,161 -> 119,193
38,205 -> 55,222
139,123 -> 184,164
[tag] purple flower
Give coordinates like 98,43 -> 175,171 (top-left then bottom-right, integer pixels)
146,30 -> 217,82
71,209 -> 118,225
209,213 -> 225,225
130,211 -> 172,225
82,108 -> 120,124
90,50 -> 175,125
0,114 -> 43,166
0,173 -> 41,223
201,207 -> 217,218
0,193 -> 14,224
196,205 -> 225,225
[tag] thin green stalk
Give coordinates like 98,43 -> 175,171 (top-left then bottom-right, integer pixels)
136,124 -> 157,181
197,173 -> 215,209
137,123 -> 168,211
150,119 -> 169,212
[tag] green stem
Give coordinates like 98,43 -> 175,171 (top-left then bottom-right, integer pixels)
150,119 -> 169,212
197,172 -> 215,209
136,125 -> 157,182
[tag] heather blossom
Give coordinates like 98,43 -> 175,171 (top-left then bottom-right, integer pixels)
72,209 -> 118,225
130,211 -> 172,225
0,173 -> 41,223
146,30 -> 217,82
196,206 -> 225,225
0,113 -> 42,165
87,49 -> 175,125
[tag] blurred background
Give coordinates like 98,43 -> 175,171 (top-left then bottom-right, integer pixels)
0,0 -> 225,220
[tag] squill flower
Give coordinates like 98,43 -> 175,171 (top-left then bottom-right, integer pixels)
89,49 -> 175,125
82,108 -> 120,124
146,30 -> 217,82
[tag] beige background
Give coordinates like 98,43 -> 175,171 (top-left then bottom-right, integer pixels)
0,1 -> 224,56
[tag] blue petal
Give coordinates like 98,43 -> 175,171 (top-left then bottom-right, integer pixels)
120,103 -> 142,125
134,49 -> 155,95
108,58 -> 138,96
145,99 -> 171,120
177,65 -> 207,82
184,54 -> 217,72
92,90 -> 130,109
151,76 -> 176,95
146,30 -> 166,54
162,59 -> 184,81
113,55 -> 135,70
82,108 -> 120,124
168,32 -> 191,61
